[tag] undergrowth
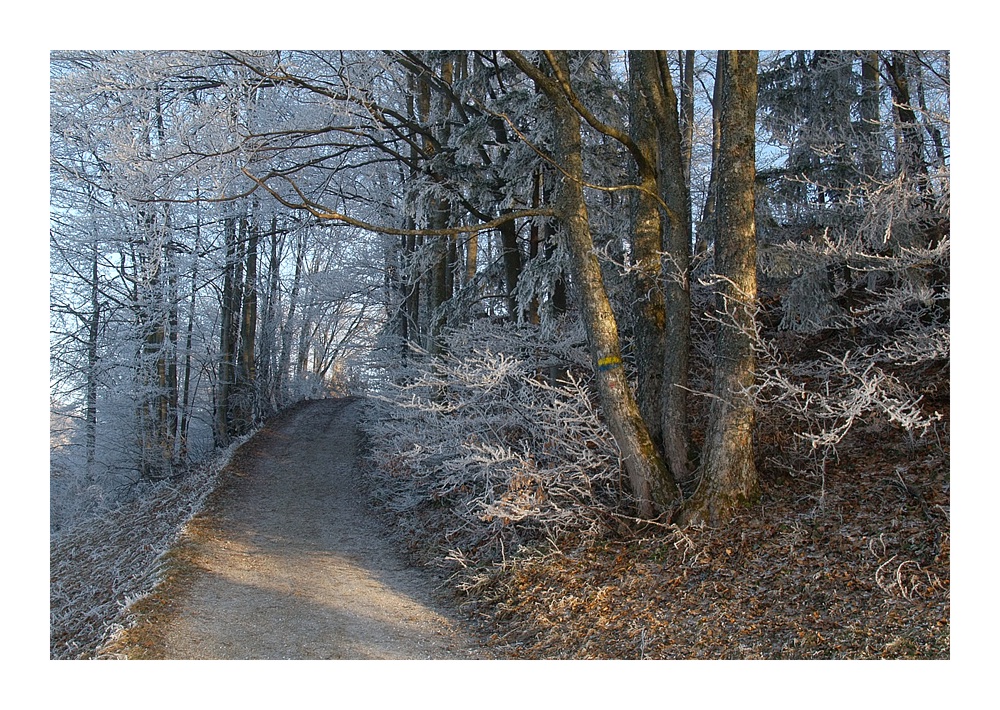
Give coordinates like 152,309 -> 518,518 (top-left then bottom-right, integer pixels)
49,429 -> 257,660
361,248 -> 950,658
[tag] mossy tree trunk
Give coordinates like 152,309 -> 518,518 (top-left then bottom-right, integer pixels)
626,51 -> 693,488
508,51 -> 680,517
627,50 -> 668,451
679,50 -> 760,525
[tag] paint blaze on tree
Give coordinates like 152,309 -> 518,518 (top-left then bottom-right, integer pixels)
505,50 -> 681,517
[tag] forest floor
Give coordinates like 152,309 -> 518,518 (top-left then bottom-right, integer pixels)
84,372 -> 948,661
374,362 -> 951,660
100,397 -> 492,660
477,430 -> 949,657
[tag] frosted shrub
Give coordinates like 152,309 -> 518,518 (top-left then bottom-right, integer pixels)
364,319 -> 627,564
753,173 -> 949,478
50,430 -> 254,658
755,343 -> 942,453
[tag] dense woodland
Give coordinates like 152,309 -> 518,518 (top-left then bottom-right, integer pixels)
50,50 -> 949,659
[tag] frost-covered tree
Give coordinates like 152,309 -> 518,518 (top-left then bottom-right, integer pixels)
50,51 -> 388,529
504,50 -> 681,516
750,50 -> 949,487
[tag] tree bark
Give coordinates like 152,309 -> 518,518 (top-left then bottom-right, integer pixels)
165,216 -> 179,462
508,50 -> 680,517
884,51 -> 930,196
679,50 -> 760,526
214,214 -> 238,447
680,50 -> 695,203
415,59 -> 453,356
234,214 -> 259,431
652,51 -> 694,489
499,214 -> 522,320
696,54 -> 724,255
258,215 -> 281,417
626,51 -> 694,487
859,51 -> 882,181
626,50 -> 667,450
85,237 -> 100,473
178,203 -> 201,462
275,229 -> 305,404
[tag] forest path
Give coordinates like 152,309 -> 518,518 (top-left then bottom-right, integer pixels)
114,397 -> 488,660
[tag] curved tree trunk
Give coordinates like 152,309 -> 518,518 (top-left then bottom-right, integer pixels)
510,51 -> 680,517
652,51 -> 693,490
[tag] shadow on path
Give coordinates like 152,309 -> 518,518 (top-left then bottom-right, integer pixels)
128,398 -> 488,660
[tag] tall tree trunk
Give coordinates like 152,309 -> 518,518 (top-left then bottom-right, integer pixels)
135,204 -> 173,479
465,229 -> 479,292
696,55 -> 724,255
165,218 -> 179,462
859,51 -> 882,181
499,215 -> 522,320
214,214 -> 238,447
296,289 -> 314,382
234,214 -> 258,431
884,51 -> 930,197
627,51 -> 694,486
75,175 -> 106,479
653,51 -> 694,489
427,228 -> 449,356
529,167 -> 567,330
178,202 -> 201,463
508,50 -> 680,517
277,230 -> 305,404
403,231 -> 420,359
447,232 -> 458,300
400,75 -> 421,361
680,50 -> 696,205
545,173 -> 568,319
680,50 -> 760,525
85,237 -> 100,473
258,215 -> 281,417
627,50 -> 668,450
527,169 -> 542,324
914,58 -> 947,170
414,59 -> 452,356
153,88 -> 177,469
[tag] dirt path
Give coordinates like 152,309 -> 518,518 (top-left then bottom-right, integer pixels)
111,397 -> 489,660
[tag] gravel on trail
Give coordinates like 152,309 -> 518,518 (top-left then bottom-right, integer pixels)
111,397 -> 490,660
